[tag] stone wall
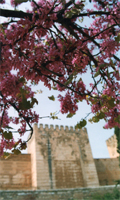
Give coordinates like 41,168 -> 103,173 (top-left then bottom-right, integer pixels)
0,186 -> 120,200
0,154 -> 31,189
94,158 -> 120,186
106,134 -> 119,158
27,124 -> 99,189
1,124 -> 120,191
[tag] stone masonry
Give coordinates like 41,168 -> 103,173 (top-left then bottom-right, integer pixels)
0,124 -> 120,190
27,124 -> 99,189
0,154 -> 31,189
106,134 -> 119,158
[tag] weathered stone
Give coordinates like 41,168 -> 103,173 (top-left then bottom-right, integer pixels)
0,124 -> 119,191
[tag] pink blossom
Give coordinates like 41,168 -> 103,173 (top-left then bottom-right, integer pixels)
0,0 -> 120,154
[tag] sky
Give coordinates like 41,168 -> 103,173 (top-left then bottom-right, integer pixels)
8,80 -> 114,159
29,82 -> 114,159
0,0 -> 115,158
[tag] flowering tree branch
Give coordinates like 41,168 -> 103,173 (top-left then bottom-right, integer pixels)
0,0 -> 120,156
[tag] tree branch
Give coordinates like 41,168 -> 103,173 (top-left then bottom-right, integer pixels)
0,8 -> 33,20
113,55 -> 120,62
0,8 -> 110,22
71,11 -> 110,19
0,103 -> 7,129
0,91 -> 33,141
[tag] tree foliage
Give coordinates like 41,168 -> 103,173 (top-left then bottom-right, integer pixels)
0,0 -> 120,155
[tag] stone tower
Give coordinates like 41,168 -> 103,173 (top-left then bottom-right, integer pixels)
27,124 -> 99,189
106,134 -> 119,158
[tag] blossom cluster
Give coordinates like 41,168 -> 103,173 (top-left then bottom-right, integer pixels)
0,0 -> 120,155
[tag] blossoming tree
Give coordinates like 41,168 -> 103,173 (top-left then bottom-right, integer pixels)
0,0 -> 120,156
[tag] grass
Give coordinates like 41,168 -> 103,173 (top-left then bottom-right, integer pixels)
72,187 -> 120,200
91,188 -> 120,200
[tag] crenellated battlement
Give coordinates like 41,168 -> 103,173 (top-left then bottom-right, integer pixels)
33,123 -> 87,134
106,134 -> 117,146
1,123 -> 120,191
106,134 -> 119,158
27,124 -> 120,191
29,123 -> 99,189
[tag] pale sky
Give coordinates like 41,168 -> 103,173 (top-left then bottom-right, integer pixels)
0,0 -> 115,158
29,82 -> 114,159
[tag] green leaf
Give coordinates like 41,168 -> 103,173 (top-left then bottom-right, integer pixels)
19,98 -> 32,110
94,69 -> 100,77
3,131 -> 13,140
92,116 -> 99,123
19,77 -> 25,83
99,63 -> 106,68
12,149 -> 21,155
88,118 -> 93,123
75,119 -> 87,129
98,112 -> 105,119
80,119 -> 87,127
67,113 -> 75,118
52,86 -> 57,90
71,8 -> 80,15
30,97 -> 38,108
108,98 -> 115,108
64,75 -> 73,86
50,111 -> 58,119
51,116 -> 58,119
3,152 -> 11,159
115,33 -> 120,43
48,95 -> 55,101
65,11 -> 73,18
114,115 -> 120,123
74,3 -> 84,9
94,63 -> 106,78
0,25 -> 6,36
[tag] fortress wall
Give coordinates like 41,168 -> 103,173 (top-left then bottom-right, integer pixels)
106,134 -> 119,158
49,125 -> 84,189
27,131 -> 37,188
29,124 -> 99,189
1,124 -> 119,190
28,124 -> 51,190
78,128 -> 99,187
0,154 -> 31,189
94,158 -> 120,186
